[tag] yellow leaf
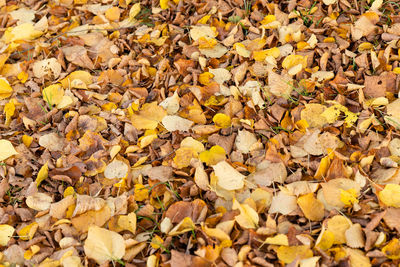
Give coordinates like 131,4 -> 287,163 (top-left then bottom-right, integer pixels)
213,161 -> 245,190
36,162 -> 49,187
160,0 -> 169,9
129,3 -> 141,20
276,245 -> 313,264
105,6 -> 120,21
199,72 -> 214,85
315,229 -> 335,250
134,184 -> 149,201
84,226 -> 126,265
378,184 -> 400,207
297,193 -> 325,221
358,42 -> 373,52
382,238 -> 400,260
138,131 -> 158,148
213,113 -> 231,128
150,235 -> 164,249
0,225 -> 14,246
198,14 -> 211,24
22,135 -> 33,148
42,84 -> 64,106
168,217 -> 195,236
264,234 -> 289,246
202,225 -> 231,241
60,71 -> 93,89
314,156 -> 330,179
233,43 -> 251,58
232,199 -> 259,229
0,78 -> 13,100
300,104 -> 328,128
327,215 -> 351,244
261,15 -> 276,24
393,67 -> 400,74
4,100 -> 15,126
2,23 -> 43,43
17,71 -> 28,83
63,186 -> 75,198
117,212 -> 136,234
339,188 -> 359,207
0,139 -> 18,162
173,147 -> 198,169
24,245 -> 40,260
265,47 -> 280,58
181,136 -> 205,153
199,145 -> 226,166
343,248 -> 371,267
282,55 -> 307,70
18,222 -> 38,241
131,102 -> 167,130
253,50 -> 268,62
321,104 -> 358,127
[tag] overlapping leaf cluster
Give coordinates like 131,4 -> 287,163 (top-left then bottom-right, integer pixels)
1,0 -> 400,266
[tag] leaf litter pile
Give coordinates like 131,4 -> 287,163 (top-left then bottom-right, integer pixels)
2,0 -> 400,266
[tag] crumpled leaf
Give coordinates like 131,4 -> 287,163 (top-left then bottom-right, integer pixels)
84,226 -> 126,265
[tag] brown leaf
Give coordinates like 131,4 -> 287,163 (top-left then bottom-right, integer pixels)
165,199 -> 207,224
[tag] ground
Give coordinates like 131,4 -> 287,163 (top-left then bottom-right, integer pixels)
1,0 -> 400,266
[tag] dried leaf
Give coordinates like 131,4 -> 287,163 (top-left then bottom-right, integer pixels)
84,226 -> 125,264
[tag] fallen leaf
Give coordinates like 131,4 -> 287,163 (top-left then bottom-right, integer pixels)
213,161 -> 245,191
162,115 -> 194,132
0,140 -> 18,161
26,193 -> 52,211
131,102 -> 167,130
232,199 -> 259,229
297,193 -> 325,221
36,162 -> 49,187
84,226 -> 126,265
0,225 -> 15,246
